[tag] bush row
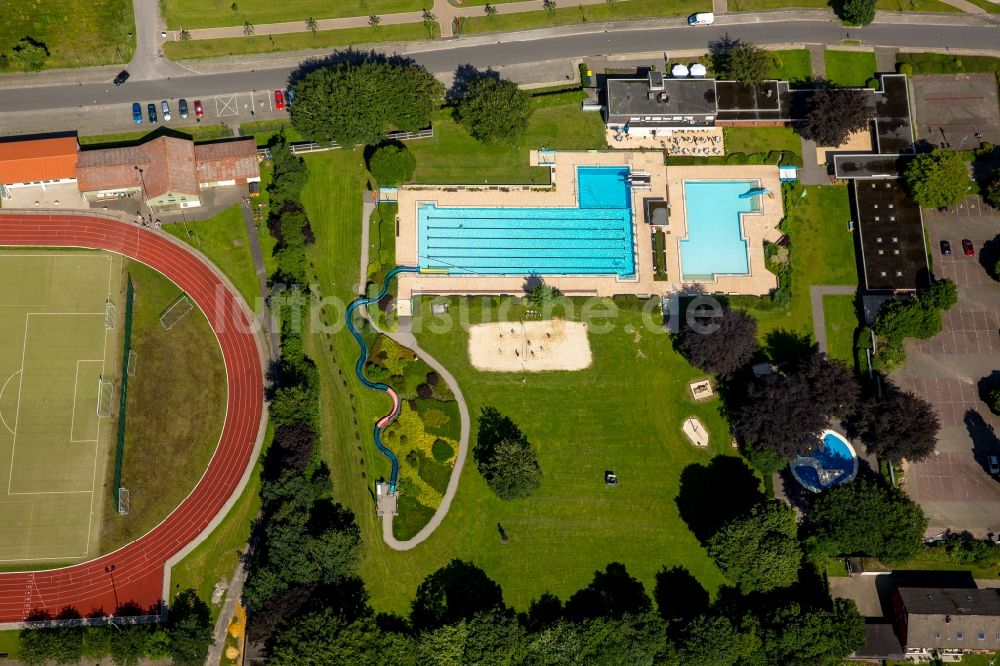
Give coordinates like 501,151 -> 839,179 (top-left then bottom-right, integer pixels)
666,149 -> 803,168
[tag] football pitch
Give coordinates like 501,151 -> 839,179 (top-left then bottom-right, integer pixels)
0,252 -> 123,563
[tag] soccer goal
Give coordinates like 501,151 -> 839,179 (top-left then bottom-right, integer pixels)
159,295 -> 193,330
118,487 -> 129,516
97,378 -> 115,417
105,300 -> 118,330
127,350 -> 138,377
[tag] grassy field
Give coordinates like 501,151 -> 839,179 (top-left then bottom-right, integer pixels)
723,126 -> 802,156
98,261 -> 227,553
165,206 -> 261,311
0,629 -> 18,659
0,0 -> 133,70
823,294 -> 859,365
728,0 -> 958,10
824,50 -> 878,87
767,49 -> 812,83
408,106 -> 606,184
461,0 -> 704,34
740,185 -> 858,345
78,125 -> 234,147
164,22 -> 437,60
164,0 -> 429,29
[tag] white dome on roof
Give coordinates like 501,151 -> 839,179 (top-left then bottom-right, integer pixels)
671,64 -> 689,78
690,63 -> 707,78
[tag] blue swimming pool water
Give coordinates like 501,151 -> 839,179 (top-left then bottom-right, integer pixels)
791,431 -> 859,492
417,166 -> 635,277
680,180 -> 755,280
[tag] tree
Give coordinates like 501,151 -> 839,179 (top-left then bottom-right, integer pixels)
799,87 -> 873,147
842,0 -> 876,25
675,615 -> 742,666
485,3 -> 497,16
904,149 -> 971,209
922,278 -> 958,311
422,8 -> 437,36
759,600 -> 866,666
708,500 -> 802,593
270,613 -> 415,665
673,307 -> 757,377
179,28 -> 191,41
367,144 -> 416,186
874,297 -> 941,343
167,589 -> 213,666
457,76 -> 533,144
368,14 -> 381,28
271,422 -> 317,472
243,20 -> 255,36
990,388 -> 1000,415
18,609 -> 84,666
474,407 -> 542,499
525,276 -> 562,307
793,352 -> 860,418
856,380 -> 939,462
305,16 -> 318,34
735,373 -> 828,458
807,479 -> 927,562
270,384 -> 318,427
985,169 -> 1000,210
727,41 -> 770,84
109,622 -> 150,666
11,38 -> 49,71
291,59 -> 443,147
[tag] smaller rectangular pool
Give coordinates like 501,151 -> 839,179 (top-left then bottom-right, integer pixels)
680,180 -> 758,280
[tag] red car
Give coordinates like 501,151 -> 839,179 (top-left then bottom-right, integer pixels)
963,239 -> 975,256
193,99 -> 204,118
274,90 -> 284,110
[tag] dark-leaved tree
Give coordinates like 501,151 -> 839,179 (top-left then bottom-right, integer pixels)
474,406 -> 542,499
735,372 -> 828,458
708,500 -> 802,594
793,352 -> 860,418
806,478 -> 927,563
856,380 -> 940,462
674,306 -> 757,377
799,86 -> 873,147
457,76 -> 533,144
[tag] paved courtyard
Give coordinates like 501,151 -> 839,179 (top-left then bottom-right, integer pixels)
910,73 -> 1000,148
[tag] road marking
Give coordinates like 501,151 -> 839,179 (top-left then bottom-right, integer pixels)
215,94 -> 238,117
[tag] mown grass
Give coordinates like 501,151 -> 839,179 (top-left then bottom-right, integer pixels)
728,0 -> 958,10
98,261 -> 227,553
723,126 -> 802,156
824,50 -> 878,88
0,0 -> 134,70
164,0 -> 429,29
0,629 -> 18,658
461,0 -> 704,34
767,49 -> 813,83
78,125 -> 234,147
823,294 -> 859,365
164,22 -> 437,61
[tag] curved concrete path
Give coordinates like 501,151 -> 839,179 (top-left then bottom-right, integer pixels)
357,196 -> 470,550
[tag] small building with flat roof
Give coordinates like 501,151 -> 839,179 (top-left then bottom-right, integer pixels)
605,74 -> 718,133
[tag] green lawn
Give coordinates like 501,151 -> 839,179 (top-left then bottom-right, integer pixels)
78,125 -> 234,147
768,49 -> 812,83
461,0 -> 704,34
728,0 -> 958,10
164,0 -> 429,29
164,22 -> 437,60
0,630 -> 18,659
723,126 -> 802,156
739,185 -> 858,345
165,205 -> 261,311
239,120 -> 304,147
408,106 -> 606,184
824,50 -> 878,87
823,294 -> 859,365
0,0 -> 133,70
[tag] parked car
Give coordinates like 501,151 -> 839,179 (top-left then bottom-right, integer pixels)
274,90 -> 285,110
161,100 -> 171,121
113,70 -> 130,86
940,240 -> 951,256
194,99 -> 204,118
178,99 -> 189,119
688,12 -> 714,25
963,239 -> 975,256
990,456 -> 999,476
132,103 -> 143,124
147,103 -> 158,123
286,88 -> 295,107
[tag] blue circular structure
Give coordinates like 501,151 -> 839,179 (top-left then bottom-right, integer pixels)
791,430 -> 859,492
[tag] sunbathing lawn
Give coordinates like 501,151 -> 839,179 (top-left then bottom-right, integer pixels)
824,50 -> 878,88
163,0 -> 429,29
461,0 -> 704,34
823,294 -> 859,365
723,126 -> 802,156
408,107 -> 606,184
164,22 -> 437,60
740,185 -> 858,347
767,49 -> 813,83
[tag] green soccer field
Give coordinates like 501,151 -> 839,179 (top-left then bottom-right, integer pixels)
0,252 -> 123,563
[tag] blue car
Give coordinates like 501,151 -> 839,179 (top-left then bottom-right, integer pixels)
132,102 -> 143,124
147,103 -> 157,124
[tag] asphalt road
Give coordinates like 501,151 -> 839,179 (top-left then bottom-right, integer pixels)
3,20 -> 999,114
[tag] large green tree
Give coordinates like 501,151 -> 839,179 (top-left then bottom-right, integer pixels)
807,479 -> 927,562
708,500 -> 802,593
270,613 -> 415,665
759,600 -> 866,666
167,589 -> 214,666
291,59 -> 443,146
727,41 -> 771,84
367,143 -> 416,186
474,407 -> 542,499
904,149 -> 971,209
674,615 -> 742,666
842,0 -> 876,25
457,77 -> 533,143
986,169 -> 1000,209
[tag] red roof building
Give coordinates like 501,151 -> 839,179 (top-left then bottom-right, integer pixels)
0,136 -> 79,196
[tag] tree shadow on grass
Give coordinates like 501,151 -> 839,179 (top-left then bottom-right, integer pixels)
675,456 -> 766,545
653,566 -> 709,624
410,559 -> 508,631
764,328 -> 817,366
563,562 -> 652,620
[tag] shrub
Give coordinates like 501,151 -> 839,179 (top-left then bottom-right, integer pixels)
416,383 -> 433,399
367,143 -> 416,186
904,149 -> 972,209
897,62 -> 913,75
989,388 -> 1000,415
985,170 -> 1000,210
431,438 -> 454,463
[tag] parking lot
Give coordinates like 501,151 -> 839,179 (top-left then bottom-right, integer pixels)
125,90 -> 287,127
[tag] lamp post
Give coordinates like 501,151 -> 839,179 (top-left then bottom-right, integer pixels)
105,564 -> 120,609
134,166 -> 152,222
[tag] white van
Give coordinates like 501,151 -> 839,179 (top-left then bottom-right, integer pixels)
688,12 -> 715,25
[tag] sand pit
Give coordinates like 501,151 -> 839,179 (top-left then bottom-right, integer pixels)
468,319 -> 592,372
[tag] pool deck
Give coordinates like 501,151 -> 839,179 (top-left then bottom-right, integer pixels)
394,153 -> 782,314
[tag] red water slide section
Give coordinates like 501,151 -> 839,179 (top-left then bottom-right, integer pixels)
0,213 -> 264,622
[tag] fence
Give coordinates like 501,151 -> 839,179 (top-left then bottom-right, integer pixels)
255,127 -> 434,158
112,276 -> 135,515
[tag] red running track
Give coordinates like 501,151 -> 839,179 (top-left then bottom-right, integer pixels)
0,213 -> 265,623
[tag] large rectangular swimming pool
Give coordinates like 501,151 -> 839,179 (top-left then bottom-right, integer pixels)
680,180 -> 757,280
417,166 -> 635,278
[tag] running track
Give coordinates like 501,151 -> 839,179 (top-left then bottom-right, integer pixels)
0,212 -> 265,623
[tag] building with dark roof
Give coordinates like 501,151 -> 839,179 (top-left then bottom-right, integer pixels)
848,622 -> 906,661
892,587 -> 1000,659
605,74 -> 719,132
853,179 -> 929,292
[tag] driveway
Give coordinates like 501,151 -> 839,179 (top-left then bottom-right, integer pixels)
894,200 -> 1000,537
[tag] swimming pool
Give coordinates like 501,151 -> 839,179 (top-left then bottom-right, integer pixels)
791,430 -> 859,492
417,166 -> 635,278
680,180 -> 757,280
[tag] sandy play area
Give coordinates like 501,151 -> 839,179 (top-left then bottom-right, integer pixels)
468,319 -> 592,372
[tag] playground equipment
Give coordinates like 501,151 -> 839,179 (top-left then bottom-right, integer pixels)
345,265 -> 419,493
